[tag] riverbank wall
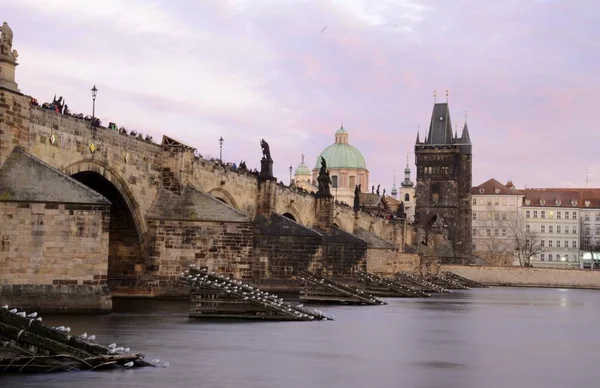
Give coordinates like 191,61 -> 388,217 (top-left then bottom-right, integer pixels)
441,265 -> 600,290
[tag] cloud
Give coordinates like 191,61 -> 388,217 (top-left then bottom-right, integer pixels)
4,0 -> 600,188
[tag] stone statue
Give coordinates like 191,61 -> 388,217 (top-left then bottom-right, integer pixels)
399,201 -> 405,213
376,184 -> 380,196
0,22 -> 14,59
383,189 -> 386,197
316,157 -> 332,197
371,185 -> 375,194
353,184 -> 361,212
260,139 -> 272,160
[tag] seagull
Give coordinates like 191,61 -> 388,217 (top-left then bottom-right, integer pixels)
123,347 -> 130,352
9,308 -> 17,314
79,333 -> 88,339
108,343 -> 117,349
16,311 -> 26,317
35,317 -> 42,322
124,361 -> 134,368
151,359 -> 161,364
1,305 -> 8,309
88,335 -> 96,341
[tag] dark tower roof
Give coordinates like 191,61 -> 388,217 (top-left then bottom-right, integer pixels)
426,103 -> 454,145
460,122 -> 471,144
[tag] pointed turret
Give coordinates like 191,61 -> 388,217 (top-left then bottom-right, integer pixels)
416,130 -> 420,144
425,103 -> 454,145
401,154 -> 414,188
460,122 -> 471,144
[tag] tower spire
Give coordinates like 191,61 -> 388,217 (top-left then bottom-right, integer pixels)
446,89 -> 449,103
433,90 -> 436,104
402,153 -> 413,188
301,153 -> 305,164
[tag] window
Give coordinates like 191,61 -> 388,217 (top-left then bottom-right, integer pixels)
494,229 -> 499,236
502,228 -> 507,237
502,213 -> 507,220
572,240 -> 577,248
596,213 -> 600,221
556,240 -> 561,248
486,229 -> 492,236
349,176 -> 355,189
549,211 -> 554,219
548,240 -> 553,248
472,228 -> 477,236
541,211 -> 546,219
487,212 -> 492,220
549,254 -> 553,261
526,224 -> 531,233
541,240 -> 545,247
494,213 -> 500,221
332,175 -> 338,188
549,225 -> 553,233
557,225 -> 561,234
565,212 -> 570,220
533,210 -> 538,218
557,211 -> 561,219
573,226 -> 577,234
596,226 -> 600,236
584,213 -> 590,221
526,210 -> 531,218
472,198 -> 477,205
585,226 -> 590,235
540,253 -> 545,261
540,225 -> 545,233
404,193 -> 410,202
573,212 -> 577,220
502,199 -> 507,206
494,198 -> 499,206
472,213 -> 477,220
564,226 -> 569,234
487,199 -> 492,206
565,254 -> 569,261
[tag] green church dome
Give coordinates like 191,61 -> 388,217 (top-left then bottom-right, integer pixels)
315,126 -> 367,170
315,144 -> 367,169
295,163 -> 311,175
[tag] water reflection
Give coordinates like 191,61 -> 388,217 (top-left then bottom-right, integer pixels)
2,287 -> 599,388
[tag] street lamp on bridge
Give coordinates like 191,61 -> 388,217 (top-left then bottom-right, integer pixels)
91,85 -> 98,126
219,136 -> 224,165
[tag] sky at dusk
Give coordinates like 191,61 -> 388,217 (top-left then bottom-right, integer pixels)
4,0 -> 600,190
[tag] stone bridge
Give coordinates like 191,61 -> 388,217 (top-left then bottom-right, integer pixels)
0,88 -> 416,301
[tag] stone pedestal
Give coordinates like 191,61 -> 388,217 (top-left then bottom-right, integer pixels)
314,196 -> 334,232
258,158 -> 274,183
256,179 -> 277,218
0,58 -> 19,93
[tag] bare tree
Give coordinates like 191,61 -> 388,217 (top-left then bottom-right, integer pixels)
504,215 -> 545,267
580,220 -> 600,269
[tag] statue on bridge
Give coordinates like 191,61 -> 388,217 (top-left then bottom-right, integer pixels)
260,139 -> 272,161
353,184 -> 361,212
0,22 -> 17,61
376,184 -> 380,196
316,157 -> 332,198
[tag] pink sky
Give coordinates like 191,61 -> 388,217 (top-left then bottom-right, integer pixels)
5,0 -> 600,190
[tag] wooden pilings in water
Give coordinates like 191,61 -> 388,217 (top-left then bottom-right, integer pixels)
0,307 -> 155,373
395,272 -> 450,294
442,271 -> 489,288
298,271 -> 387,305
425,274 -> 471,290
355,271 -> 431,298
182,267 -> 334,321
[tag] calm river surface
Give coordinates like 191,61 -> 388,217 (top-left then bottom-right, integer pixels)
3,287 -> 600,388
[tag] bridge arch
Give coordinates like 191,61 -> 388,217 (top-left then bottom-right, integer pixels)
63,161 -> 146,282
207,187 -> 239,209
281,204 -> 303,225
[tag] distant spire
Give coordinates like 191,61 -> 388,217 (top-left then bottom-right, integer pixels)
460,121 -> 471,144
454,123 -> 458,140
433,90 -> 436,104
402,153 -> 413,188
301,153 -> 305,164
416,125 -> 420,143
586,168 -> 589,188
446,89 -> 449,103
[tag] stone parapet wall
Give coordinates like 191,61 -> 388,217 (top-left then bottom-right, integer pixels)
0,285 -> 112,313
367,250 -> 420,276
0,202 -> 110,286
442,264 -> 600,289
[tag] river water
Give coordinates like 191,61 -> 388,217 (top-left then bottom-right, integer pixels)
3,287 -> 599,388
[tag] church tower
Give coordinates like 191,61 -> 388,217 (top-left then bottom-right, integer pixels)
414,101 -> 472,264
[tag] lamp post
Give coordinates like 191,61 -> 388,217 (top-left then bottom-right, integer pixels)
219,136 -> 224,164
289,165 -> 293,186
91,85 -> 98,126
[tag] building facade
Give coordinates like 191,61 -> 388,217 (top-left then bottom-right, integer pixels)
414,102 -> 473,264
471,179 -> 523,266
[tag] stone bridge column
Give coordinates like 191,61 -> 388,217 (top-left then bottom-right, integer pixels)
256,158 -> 277,218
314,196 -> 334,232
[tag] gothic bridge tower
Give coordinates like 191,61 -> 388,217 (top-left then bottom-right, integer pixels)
414,101 -> 472,264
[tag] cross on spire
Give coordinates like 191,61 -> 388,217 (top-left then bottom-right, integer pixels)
301,153 -> 305,164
